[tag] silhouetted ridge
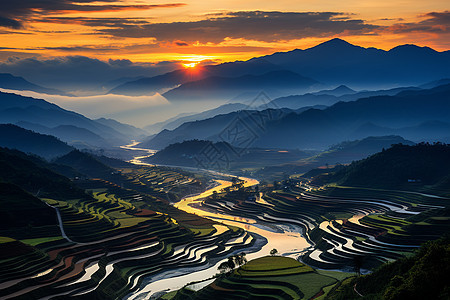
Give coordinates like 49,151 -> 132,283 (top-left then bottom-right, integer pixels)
0,124 -> 73,159
313,143 -> 450,189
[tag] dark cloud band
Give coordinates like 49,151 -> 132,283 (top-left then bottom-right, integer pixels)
99,11 -> 379,43
0,1 -> 185,29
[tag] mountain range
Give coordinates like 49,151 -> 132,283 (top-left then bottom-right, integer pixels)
0,91 -> 143,148
109,39 -> 450,99
161,70 -> 320,102
0,73 -> 69,96
141,83 -> 450,150
267,85 -> 420,110
258,39 -> 450,87
0,124 -> 74,159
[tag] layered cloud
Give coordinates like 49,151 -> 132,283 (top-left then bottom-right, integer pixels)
385,11 -> 450,34
0,0 -> 185,29
97,11 -> 379,43
0,4 -> 449,69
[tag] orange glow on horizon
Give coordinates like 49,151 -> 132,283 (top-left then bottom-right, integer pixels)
182,62 -> 198,69
0,1 -> 448,64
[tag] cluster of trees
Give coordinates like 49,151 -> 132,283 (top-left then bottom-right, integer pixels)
218,253 -> 247,274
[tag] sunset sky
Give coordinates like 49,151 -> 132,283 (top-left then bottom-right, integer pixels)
0,0 -> 449,65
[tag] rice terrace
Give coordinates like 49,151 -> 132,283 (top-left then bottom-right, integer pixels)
0,1 -> 450,298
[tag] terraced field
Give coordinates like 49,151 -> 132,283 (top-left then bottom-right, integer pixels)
0,168 -> 259,299
174,256 -> 344,300
119,166 -> 207,203
199,183 -> 450,271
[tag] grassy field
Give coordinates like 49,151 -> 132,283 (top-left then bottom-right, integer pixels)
176,256 -> 339,300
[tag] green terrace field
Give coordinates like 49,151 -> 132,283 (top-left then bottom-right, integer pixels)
118,166 -> 207,203
0,165 -> 259,299
173,256 -> 350,300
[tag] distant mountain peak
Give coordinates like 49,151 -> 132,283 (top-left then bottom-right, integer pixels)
333,85 -> 355,92
312,38 -> 359,50
389,44 -> 437,54
313,84 -> 356,96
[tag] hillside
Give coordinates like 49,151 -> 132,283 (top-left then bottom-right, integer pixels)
313,135 -> 415,166
162,70 -> 319,102
140,107 -> 291,150
313,143 -> 450,189
95,118 -> 148,138
145,140 -> 314,170
0,91 -> 129,147
269,86 -> 419,110
255,84 -> 450,149
326,238 -> 450,300
255,136 -> 414,180
0,182 -> 58,233
0,147 -> 86,199
145,140 -> 238,168
53,149 -> 115,178
0,73 -> 68,95
0,124 -> 73,159
144,103 -> 248,134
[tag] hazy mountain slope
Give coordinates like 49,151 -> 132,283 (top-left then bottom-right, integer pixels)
0,91 -> 130,146
269,85 -> 420,110
0,124 -> 74,159
144,84 -> 450,151
144,103 -> 248,133
141,112 -> 242,149
141,108 -> 292,150
109,59 -> 281,96
255,84 -> 450,149
162,70 -> 319,102
313,85 -> 356,96
109,67 -> 209,96
0,73 -> 68,95
95,118 -> 148,138
15,121 -> 110,148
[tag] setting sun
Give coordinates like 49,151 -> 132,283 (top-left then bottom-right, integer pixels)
182,62 -> 198,69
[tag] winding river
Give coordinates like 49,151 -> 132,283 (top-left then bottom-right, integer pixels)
121,143 -> 311,299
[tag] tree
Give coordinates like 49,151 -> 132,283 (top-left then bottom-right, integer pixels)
234,253 -> 247,267
218,261 -> 231,274
227,256 -> 235,270
352,255 -> 364,276
270,248 -> 278,256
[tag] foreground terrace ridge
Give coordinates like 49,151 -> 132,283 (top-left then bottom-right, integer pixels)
0,166 -> 262,299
